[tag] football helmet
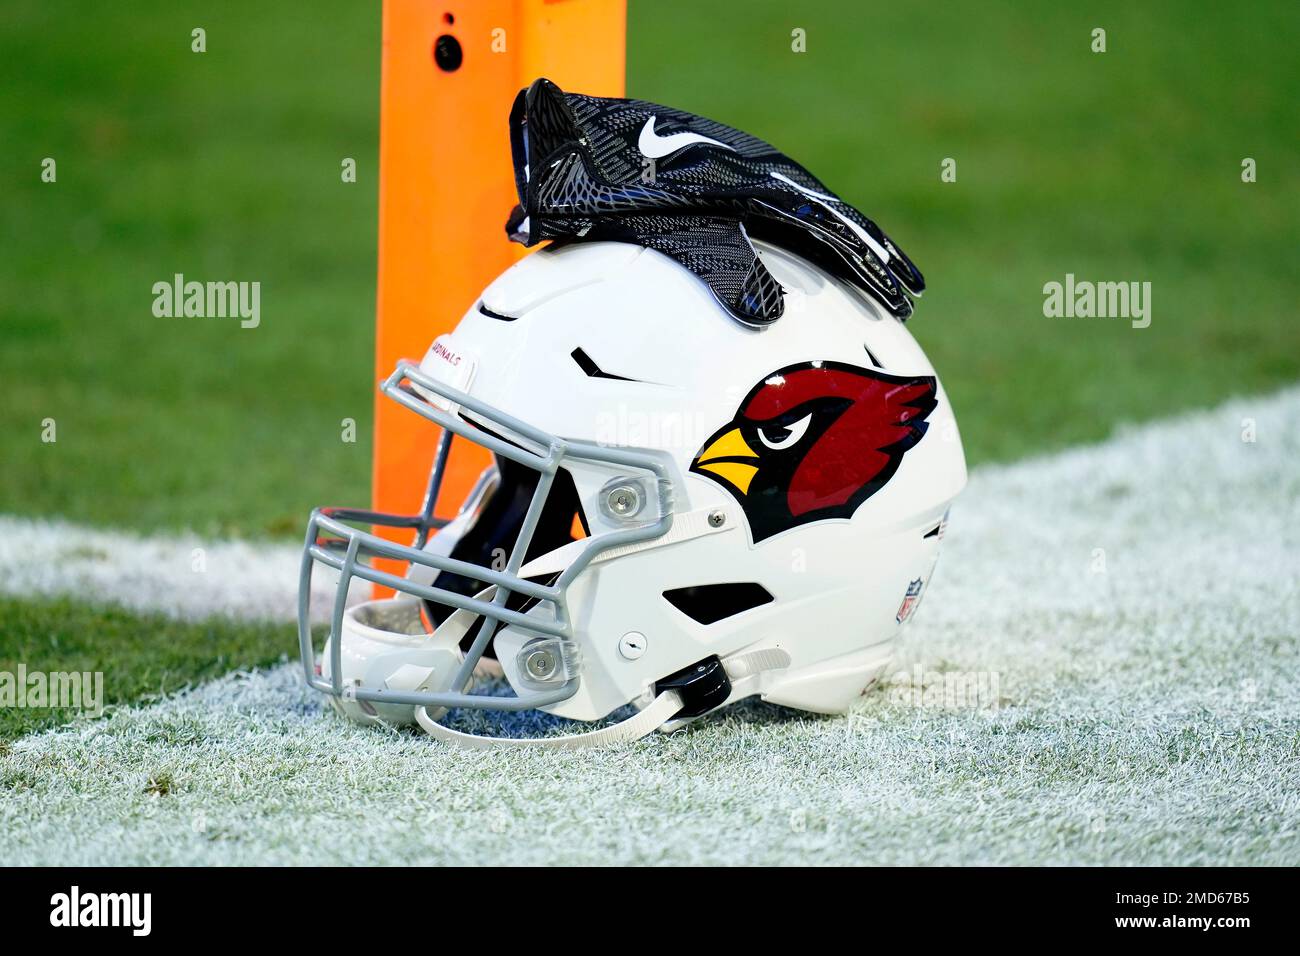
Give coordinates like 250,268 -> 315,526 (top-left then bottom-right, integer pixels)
298,239 -> 965,748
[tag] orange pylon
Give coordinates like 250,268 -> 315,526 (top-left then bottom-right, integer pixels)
372,0 -> 626,592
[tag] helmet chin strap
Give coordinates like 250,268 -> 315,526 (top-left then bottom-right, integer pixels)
414,647 -> 790,750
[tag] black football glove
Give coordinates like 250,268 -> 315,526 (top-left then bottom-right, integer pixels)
506,77 -> 924,326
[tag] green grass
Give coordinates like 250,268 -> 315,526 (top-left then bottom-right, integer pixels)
1,0 -> 1297,538
3,387 -> 1296,864
1,2 -> 1293,861
0,596 -> 293,740
0,1 -> 379,537
628,0 -> 1300,461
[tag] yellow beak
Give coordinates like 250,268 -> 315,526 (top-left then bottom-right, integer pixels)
695,427 -> 759,495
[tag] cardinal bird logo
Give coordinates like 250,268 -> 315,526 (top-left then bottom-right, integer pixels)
690,362 -> 938,542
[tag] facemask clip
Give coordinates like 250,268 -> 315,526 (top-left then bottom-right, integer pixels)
516,638 -> 582,687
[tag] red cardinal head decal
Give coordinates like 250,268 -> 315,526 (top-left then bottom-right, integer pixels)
691,362 -> 937,541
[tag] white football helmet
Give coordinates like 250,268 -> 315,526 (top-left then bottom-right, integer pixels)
298,239 -> 966,748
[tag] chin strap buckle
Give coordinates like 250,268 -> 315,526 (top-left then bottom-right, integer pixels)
414,647 -> 790,750
654,655 -> 732,719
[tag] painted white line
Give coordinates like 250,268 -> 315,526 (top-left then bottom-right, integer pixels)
0,517 -> 361,621
2,387 -> 1297,865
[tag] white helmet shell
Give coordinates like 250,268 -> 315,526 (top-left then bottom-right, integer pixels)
299,239 -> 965,744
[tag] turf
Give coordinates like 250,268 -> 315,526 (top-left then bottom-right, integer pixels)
0,1 -> 380,538
3,388 -> 1296,865
0,513 -> 360,623
0,596 -> 292,740
1,0 -> 1297,538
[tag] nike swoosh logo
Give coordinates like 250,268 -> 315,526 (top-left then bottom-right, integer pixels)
769,171 -> 891,263
638,116 -> 733,159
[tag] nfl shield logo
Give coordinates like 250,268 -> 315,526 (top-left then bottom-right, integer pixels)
895,578 -> 924,624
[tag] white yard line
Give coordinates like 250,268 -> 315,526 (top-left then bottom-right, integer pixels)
0,517 -> 360,621
1,387 -> 1297,865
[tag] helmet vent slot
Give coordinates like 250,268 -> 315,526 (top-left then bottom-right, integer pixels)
662,583 -> 774,625
571,347 -> 639,382
478,302 -> 519,322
